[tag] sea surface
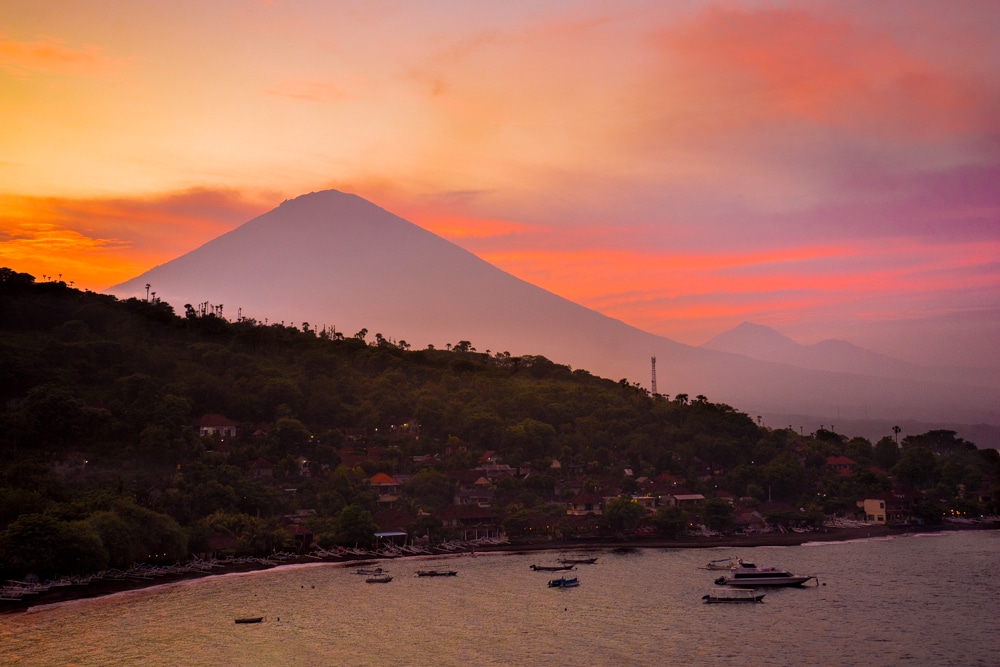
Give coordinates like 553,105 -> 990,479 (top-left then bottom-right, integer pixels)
1,530 -> 997,666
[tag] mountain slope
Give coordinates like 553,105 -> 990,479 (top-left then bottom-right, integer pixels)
107,190 -> 1000,425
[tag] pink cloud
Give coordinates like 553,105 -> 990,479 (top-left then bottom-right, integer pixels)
0,36 -> 129,77
650,5 -> 995,140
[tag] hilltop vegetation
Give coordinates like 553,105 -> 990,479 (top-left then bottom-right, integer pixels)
1,267 -> 997,580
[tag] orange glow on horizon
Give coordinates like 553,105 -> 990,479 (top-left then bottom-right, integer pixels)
0,189 -> 274,290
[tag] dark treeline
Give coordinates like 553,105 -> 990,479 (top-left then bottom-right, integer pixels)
1,267 -> 998,581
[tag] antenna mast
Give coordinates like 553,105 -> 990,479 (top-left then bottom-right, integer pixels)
650,356 -> 657,396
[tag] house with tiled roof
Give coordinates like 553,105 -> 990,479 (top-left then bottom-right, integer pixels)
827,456 -> 857,477
567,491 -> 605,516
370,472 -> 401,506
436,504 -> 500,540
661,493 -> 706,508
196,413 -> 237,437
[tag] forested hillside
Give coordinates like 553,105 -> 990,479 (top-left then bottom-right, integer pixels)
1,267 -> 997,581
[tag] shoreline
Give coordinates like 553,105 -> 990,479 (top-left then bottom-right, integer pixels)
3,522 -> 994,615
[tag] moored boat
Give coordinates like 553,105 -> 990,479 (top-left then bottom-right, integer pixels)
713,560 -> 817,587
702,588 -> 765,603
415,570 -> 457,577
365,574 -> 393,583
530,564 -> 575,572
703,557 -> 738,570
548,576 -> 580,588
557,557 -> 598,565
355,566 -> 388,576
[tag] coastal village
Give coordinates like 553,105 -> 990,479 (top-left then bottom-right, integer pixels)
195,414 -> 995,551
3,411 -> 995,611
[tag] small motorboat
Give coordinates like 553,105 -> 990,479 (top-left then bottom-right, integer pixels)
355,567 -> 388,576
548,576 -> 580,588
365,574 -> 393,584
234,616 -> 264,624
702,589 -> 765,603
530,564 -> 575,572
415,570 -> 457,577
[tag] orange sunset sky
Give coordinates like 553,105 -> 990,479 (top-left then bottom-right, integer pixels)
2,1 -> 999,367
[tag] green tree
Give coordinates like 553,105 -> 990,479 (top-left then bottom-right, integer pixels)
603,497 -> 643,533
334,505 -> 378,547
0,514 -> 108,578
700,497 -> 735,532
651,505 -> 688,537
405,469 -> 453,512
892,445 -> 939,489
873,436 -> 900,470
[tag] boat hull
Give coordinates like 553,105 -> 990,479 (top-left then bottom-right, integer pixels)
715,575 -> 815,587
548,576 -> 580,588
702,591 -> 765,603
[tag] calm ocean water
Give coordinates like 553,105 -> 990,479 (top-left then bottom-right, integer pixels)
1,530 -> 997,666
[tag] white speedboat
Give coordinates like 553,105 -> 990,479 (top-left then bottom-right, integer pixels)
713,560 -> 817,587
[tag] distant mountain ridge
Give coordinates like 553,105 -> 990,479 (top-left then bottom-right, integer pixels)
703,321 -> 1000,389
106,189 -> 1000,431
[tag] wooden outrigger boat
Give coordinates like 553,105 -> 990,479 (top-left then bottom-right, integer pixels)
548,576 -> 580,588
702,589 -> 765,603
557,557 -> 598,565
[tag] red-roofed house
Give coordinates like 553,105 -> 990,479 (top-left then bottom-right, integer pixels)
827,456 -> 857,477
196,413 -> 237,437
567,491 -> 605,516
370,472 -> 401,506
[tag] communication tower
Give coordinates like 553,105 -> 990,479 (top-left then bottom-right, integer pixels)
650,356 -> 657,396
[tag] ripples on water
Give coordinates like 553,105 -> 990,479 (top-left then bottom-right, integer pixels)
1,531 -> 997,666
